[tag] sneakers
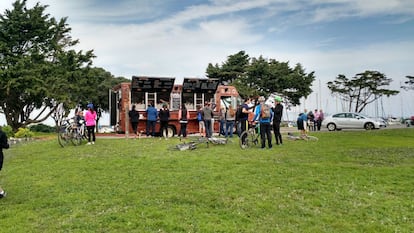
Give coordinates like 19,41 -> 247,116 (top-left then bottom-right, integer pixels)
86,142 -> 91,145
0,190 -> 6,198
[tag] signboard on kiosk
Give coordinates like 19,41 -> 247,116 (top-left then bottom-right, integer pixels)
131,76 -> 175,92
182,78 -> 219,93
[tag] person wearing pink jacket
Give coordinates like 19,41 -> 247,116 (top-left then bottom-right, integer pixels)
85,103 -> 97,145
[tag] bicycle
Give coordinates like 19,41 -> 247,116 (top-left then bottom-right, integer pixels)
169,137 -> 209,151
170,137 -> 228,151
239,122 -> 260,149
58,118 -> 86,147
286,132 -> 318,141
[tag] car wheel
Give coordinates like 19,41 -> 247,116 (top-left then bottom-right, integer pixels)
327,123 -> 336,131
163,125 -> 176,137
364,122 -> 374,130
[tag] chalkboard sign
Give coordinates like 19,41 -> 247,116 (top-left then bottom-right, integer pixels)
131,76 -> 175,92
172,97 -> 181,110
182,78 -> 219,93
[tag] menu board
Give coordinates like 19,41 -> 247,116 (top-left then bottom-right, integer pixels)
131,76 -> 175,92
182,78 -> 219,93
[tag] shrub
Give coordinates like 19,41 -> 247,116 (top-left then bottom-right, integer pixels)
29,123 -> 55,133
1,125 -> 14,138
14,127 -> 34,138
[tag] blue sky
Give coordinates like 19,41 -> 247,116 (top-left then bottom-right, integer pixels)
1,0 -> 414,121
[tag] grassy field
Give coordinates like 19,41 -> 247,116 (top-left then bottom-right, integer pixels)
1,128 -> 413,232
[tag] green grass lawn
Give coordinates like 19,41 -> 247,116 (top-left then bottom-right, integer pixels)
1,129 -> 414,232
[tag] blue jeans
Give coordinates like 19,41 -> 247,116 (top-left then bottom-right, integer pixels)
204,119 -> 212,138
146,120 -> 156,136
225,120 -> 234,137
219,119 -> 225,135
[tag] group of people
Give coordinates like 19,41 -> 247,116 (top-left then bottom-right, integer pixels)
128,101 -> 172,139
238,96 -> 284,149
75,103 -> 98,145
297,108 -> 324,137
129,96 -> 323,150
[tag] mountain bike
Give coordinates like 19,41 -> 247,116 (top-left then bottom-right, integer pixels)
58,118 -> 86,147
170,137 -> 228,151
286,132 -> 318,142
239,122 -> 260,149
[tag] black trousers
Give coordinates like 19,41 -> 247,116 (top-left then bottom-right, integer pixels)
260,122 -> 272,148
86,125 -> 95,142
179,123 -> 188,137
273,121 -> 282,144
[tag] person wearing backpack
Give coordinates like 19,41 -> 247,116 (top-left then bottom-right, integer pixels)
254,96 -> 273,149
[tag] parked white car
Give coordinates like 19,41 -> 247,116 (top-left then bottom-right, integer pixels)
322,112 -> 383,131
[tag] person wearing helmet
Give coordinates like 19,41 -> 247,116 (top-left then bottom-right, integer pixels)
272,96 -> 283,145
85,103 -> 97,145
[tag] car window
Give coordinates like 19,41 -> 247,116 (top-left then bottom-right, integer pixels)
345,113 -> 353,118
355,114 -> 365,119
333,113 -> 346,118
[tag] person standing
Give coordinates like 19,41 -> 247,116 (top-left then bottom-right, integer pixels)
202,102 -> 214,138
159,103 -> 170,139
129,105 -> 140,138
272,96 -> 283,145
306,110 -> 314,131
219,107 -> 226,136
146,101 -> 158,137
225,105 -> 236,138
85,103 -> 97,145
235,104 -> 243,136
317,109 -> 324,131
240,98 -> 251,146
197,105 -> 205,137
0,126 -> 10,198
254,96 -> 273,149
178,105 -> 190,138
313,109 -> 319,131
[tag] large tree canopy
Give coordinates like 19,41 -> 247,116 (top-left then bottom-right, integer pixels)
401,75 -> 414,90
327,70 -> 399,113
0,0 -> 96,131
206,51 -> 315,105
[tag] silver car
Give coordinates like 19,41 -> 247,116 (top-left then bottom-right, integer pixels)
322,112 -> 382,131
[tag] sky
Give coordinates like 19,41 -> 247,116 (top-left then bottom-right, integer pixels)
1,0 -> 414,125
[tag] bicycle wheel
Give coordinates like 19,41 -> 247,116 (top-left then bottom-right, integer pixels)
58,127 -> 70,147
240,130 -> 257,149
239,131 -> 249,149
305,135 -> 319,141
71,129 -> 83,146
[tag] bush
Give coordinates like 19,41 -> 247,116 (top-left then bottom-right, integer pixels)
14,127 -> 34,138
29,123 -> 55,133
1,125 -> 14,138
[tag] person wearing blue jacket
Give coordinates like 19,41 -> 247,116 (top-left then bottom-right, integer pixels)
146,101 -> 158,137
254,96 -> 274,149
